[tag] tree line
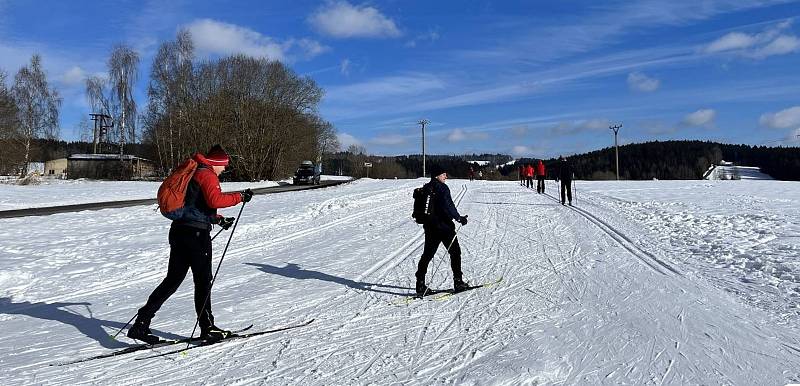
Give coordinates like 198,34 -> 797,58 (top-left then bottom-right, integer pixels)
0,30 -> 339,180
496,140 -> 800,181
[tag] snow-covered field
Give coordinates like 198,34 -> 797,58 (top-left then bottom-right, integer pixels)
0,176 -> 350,210
1,178 -> 799,385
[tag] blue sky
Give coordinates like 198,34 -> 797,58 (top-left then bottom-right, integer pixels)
1,0 -> 799,158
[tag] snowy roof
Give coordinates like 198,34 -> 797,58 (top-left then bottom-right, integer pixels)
68,154 -> 151,161
470,160 -> 491,166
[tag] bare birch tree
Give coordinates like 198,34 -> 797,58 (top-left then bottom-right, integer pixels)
11,55 -> 61,176
108,45 -> 139,156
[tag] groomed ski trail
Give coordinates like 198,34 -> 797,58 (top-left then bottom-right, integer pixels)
2,179 -> 799,385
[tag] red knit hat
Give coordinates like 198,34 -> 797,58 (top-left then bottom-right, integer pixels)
205,144 -> 230,166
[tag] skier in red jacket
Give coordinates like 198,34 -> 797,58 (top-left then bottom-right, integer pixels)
535,160 -> 546,194
525,164 -> 535,189
128,145 -> 253,343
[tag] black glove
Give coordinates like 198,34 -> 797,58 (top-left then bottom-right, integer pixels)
457,215 -> 468,225
241,188 -> 253,203
219,217 -> 235,230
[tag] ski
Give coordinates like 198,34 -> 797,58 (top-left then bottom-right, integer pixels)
134,319 -> 315,360
51,324 -> 254,366
393,277 -> 503,305
430,277 -> 503,301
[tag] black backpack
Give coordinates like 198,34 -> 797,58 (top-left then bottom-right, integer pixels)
412,183 -> 434,224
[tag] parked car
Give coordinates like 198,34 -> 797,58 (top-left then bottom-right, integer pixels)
293,160 -> 321,185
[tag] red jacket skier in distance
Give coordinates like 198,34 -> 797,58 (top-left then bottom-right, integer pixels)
525,164 -> 534,177
192,152 -> 243,209
536,160 -> 546,176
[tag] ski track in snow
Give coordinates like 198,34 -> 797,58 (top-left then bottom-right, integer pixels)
1,178 -> 800,385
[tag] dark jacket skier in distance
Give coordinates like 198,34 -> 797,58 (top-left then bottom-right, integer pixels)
416,164 -> 470,296
557,156 -> 574,205
128,145 -> 254,343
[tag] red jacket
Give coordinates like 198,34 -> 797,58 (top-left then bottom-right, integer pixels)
193,153 -> 242,209
175,153 -> 243,229
536,161 -> 546,177
525,165 -> 534,177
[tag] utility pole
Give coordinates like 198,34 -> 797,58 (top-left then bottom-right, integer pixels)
610,124 -> 622,180
419,119 -> 429,177
89,113 -> 112,154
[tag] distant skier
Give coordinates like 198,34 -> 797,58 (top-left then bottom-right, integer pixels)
416,164 -> 470,295
128,145 -> 254,343
525,164 -> 535,189
536,160 -> 546,194
518,165 -> 524,185
557,156 -> 573,205
468,167 -> 475,181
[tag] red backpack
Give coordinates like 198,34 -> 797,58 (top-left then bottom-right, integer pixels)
157,158 -> 198,220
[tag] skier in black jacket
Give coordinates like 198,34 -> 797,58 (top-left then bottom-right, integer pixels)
416,164 -> 470,295
557,156 -> 573,205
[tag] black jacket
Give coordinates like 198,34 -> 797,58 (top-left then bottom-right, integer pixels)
426,178 -> 462,231
557,161 -> 574,181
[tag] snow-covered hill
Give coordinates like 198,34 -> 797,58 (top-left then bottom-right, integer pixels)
1,179 -> 799,384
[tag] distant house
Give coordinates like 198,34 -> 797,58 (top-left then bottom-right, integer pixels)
471,160 -> 491,167
45,158 -> 68,178
67,154 -> 156,180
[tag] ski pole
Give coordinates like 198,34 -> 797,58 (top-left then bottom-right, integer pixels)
110,227 -> 227,340
187,201 -> 247,348
573,179 -> 577,205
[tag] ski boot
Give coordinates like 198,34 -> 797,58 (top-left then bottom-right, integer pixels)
415,281 -> 432,297
201,325 -> 233,341
127,320 -> 161,344
453,279 -> 472,293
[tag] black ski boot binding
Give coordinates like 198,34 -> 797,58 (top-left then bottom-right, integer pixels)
201,325 -> 233,341
127,320 -> 160,344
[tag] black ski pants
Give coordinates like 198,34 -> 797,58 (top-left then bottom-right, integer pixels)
137,224 -> 215,329
526,176 -> 534,189
416,224 -> 463,285
536,176 -> 545,193
560,179 -> 572,204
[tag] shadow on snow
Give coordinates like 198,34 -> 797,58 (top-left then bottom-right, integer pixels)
0,297 -> 182,348
245,262 -> 411,296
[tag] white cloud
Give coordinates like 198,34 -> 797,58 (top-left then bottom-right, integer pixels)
447,128 -> 467,142
512,145 -> 532,156
337,132 -> 361,148
627,71 -> 660,92
326,73 -> 445,103
340,58 -> 351,76
60,66 -> 86,86
370,134 -> 406,146
704,20 -> 799,58
789,127 -> 800,143
754,35 -> 800,58
759,106 -> 800,129
443,128 -> 490,143
705,32 -> 757,53
510,126 -> 528,138
296,38 -> 329,59
186,19 -> 328,62
405,29 -> 440,48
550,118 -> 610,135
581,118 -> 611,130
683,109 -> 717,127
309,1 -> 401,39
